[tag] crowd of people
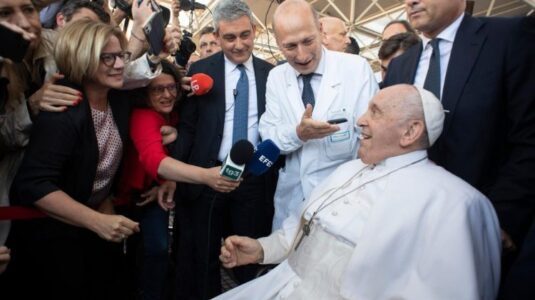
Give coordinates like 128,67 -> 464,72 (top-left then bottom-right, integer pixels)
0,0 -> 533,299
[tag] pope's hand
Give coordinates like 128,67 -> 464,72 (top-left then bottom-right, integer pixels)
296,104 -> 339,142
219,235 -> 264,268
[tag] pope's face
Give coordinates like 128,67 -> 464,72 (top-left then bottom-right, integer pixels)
357,91 -> 405,164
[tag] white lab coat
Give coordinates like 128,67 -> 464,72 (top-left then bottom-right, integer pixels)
259,49 -> 378,230
215,151 -> 502,300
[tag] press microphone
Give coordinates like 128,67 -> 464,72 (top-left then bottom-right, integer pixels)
220,140 -> 254,181
246,139 -> 281,176
190,73 -> 213,95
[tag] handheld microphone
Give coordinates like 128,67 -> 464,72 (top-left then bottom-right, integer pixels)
246,139 -> 281,176
190,73 -> 213,95
220,140 -> 254,181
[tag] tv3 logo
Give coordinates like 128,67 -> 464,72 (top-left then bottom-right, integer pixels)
222,165 -> 241,180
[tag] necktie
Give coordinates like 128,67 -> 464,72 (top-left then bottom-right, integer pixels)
233,64 -> 249,143
423,38 -> 441,99
301,73 -> 315,108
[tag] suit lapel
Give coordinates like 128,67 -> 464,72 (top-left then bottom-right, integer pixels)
442,15 -> 485,133
400,43 -> 422,84
284,65 -> 307,122
253,56 -> 268,120
211,53 -> 226,132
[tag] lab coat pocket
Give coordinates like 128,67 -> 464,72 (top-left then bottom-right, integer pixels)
324,113 -> 355,161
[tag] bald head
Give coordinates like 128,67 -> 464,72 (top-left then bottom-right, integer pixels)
272,0 -> 319,35
319,16 -> 350,52
272,0 -> 323,75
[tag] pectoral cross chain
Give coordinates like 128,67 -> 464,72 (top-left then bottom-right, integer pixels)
294,221 -> 311,251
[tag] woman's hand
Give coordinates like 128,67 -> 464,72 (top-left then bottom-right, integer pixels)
156,181 -> 176,211
202,167 -> 241,193
28,73 -> 82,114
92,213 -> 140,243
0,246 -> 11,274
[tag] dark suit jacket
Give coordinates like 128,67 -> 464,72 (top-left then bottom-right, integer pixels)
176,52 -> 275,201
383,15 -> 535,243
10,84 -> 132,241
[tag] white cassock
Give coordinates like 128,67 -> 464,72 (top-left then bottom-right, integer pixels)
214,150 -> 501,300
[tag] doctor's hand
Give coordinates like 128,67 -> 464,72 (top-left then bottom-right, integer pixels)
296,104 -> 340,142
220,235 -> 264,268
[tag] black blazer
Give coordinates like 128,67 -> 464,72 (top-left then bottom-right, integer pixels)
383,15 -> 535,242
176,52 -> 274,201
10,84 -> 132,240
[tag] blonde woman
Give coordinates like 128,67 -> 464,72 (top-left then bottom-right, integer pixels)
8,19 -> 238,298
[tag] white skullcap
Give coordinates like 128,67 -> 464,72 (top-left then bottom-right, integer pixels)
415,86 -> 445,146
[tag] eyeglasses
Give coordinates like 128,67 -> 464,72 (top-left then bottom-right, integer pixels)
148,83 -> 179,97
100,51 -> 132,67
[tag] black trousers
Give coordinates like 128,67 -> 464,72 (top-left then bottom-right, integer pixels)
175,175 -> 273,300
1,220 -> 128,300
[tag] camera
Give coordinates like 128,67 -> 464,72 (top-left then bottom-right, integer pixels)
175,30 -> 197,67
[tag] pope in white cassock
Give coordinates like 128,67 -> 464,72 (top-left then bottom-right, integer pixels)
216,84 -> 501,300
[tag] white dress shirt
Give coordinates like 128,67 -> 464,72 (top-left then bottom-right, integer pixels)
218,55 -> 260,161
295,48 -> 326,100
414,13 -> 465,99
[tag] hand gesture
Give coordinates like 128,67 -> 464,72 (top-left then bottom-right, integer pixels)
0,246 -> 11,274
92,213 -> 140,243
159,25 -> 181,59
203,167 -> 241,193
28,73 -> 82,114
0,20 -> 37,42
157,181 -> 176,211
132,0 -> 153,27
160,125 -> 178,145
219,235 -> 263,268
181,76 -> 194,97
296,104 -> 340,142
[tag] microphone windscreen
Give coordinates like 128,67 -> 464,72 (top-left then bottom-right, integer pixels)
229,140 -> 255,165
247,139 -> 280,176
191,73 -> 213,95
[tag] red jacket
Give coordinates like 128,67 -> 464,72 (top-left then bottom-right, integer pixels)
117,108 -> 178,204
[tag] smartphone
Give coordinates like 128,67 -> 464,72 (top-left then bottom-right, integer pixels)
143,10 -> 166,55
327,118 -> 348,124
0,24 -> 30,62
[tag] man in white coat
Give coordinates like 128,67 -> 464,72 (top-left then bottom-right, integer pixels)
259,0 -> 378,230
217,84 -> 501,300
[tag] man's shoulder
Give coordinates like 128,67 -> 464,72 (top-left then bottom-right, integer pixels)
253,55 -> 275,70
189,52 -> 222,73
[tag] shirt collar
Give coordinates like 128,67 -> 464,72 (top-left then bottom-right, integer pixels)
293,47 -> 327,78
224,54 -> 254,75
421,12 -> 465,47
373,150 -> 428,171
